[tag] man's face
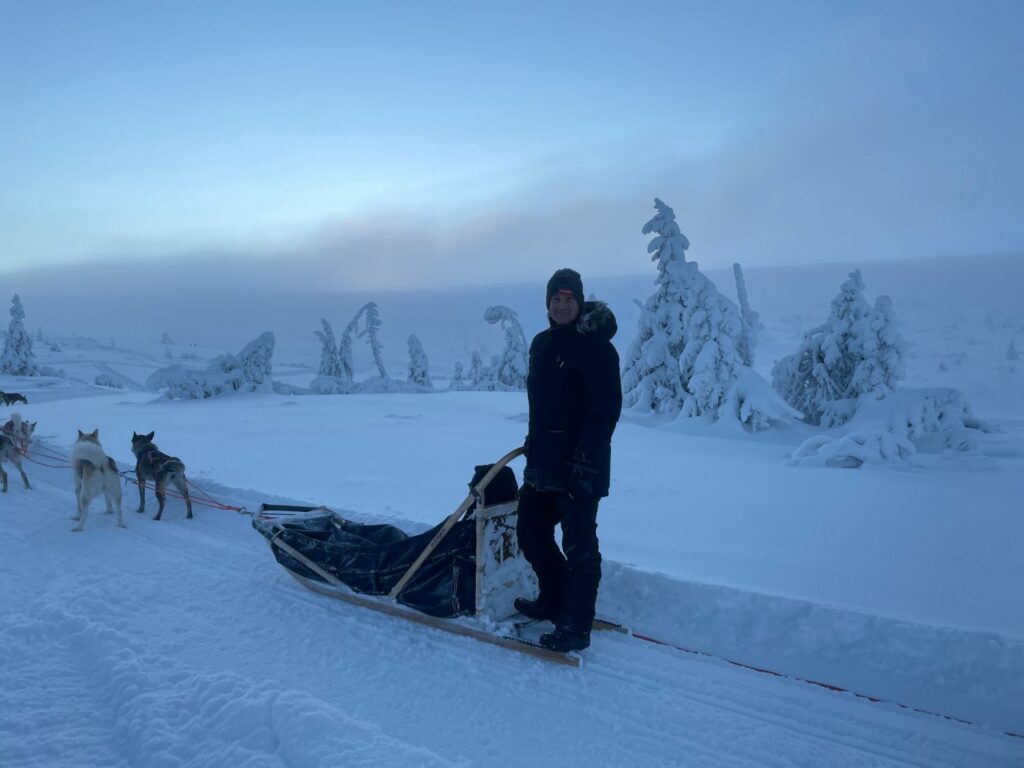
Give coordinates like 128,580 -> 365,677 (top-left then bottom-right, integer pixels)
549,291 -> 580,325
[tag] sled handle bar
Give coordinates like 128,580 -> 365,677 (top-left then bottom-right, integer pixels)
387,446 -> 525,600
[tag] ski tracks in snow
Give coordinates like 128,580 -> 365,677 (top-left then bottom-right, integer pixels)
0,454 -> 1020,768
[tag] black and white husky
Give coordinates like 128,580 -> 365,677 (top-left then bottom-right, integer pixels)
0,413 -> 36,492
131,431 -> 193,520
70,429 -> 124,532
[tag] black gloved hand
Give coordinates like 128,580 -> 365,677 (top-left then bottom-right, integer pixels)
567,460 -> 598,499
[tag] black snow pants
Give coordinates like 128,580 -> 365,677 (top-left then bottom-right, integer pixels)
516,483 -> 602,629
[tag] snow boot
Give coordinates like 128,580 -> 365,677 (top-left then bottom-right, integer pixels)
539,622 -> 591,653
514,596 -> 559,623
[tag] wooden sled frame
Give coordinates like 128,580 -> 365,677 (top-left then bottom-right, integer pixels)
258,447 -> 585,666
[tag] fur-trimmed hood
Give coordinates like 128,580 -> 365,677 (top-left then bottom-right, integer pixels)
548,300 -> 617,341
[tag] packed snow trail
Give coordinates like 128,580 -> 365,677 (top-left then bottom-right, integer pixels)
0,456 -> 1019,768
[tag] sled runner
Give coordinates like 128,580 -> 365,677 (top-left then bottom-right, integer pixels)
253,448 -> 594,666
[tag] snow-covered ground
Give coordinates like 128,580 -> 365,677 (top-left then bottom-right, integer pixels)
2,255 -> 1023,766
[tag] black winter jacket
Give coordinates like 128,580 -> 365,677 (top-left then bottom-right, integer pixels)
523,301 -> 622,498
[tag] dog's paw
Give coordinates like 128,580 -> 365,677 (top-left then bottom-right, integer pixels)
70,526 -> 84,533
117,522 -> 127,528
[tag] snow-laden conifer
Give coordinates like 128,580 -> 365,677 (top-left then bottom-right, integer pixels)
1008,339 -> 1021,361
733,263 -> 763,367
407,334 -> 432,388
484,305 -> 528,389
449,361 -> 466,391
468,351 -> 483,389
358,302 -> 388,378
314,319 -> 342,377
850,295 -> 908,400
622,200 -> 792,428
772,271 -> 906,424
337,316 -> 357,383
621,199 -> 693,413
160,332 -> 174,345
0,294 -> 39,376
237,332 -> 275,391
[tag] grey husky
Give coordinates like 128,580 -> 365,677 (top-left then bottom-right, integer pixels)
70,429 -> 124,532
131,431 -> 193,520
0,413 -> 36,492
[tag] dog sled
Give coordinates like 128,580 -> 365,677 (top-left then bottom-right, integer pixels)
253,448 -> 613,666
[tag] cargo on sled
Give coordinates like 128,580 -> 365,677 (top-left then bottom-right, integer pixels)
252,447 -> 596,665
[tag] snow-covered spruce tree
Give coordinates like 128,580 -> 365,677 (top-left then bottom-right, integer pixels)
849,295 -> 908,401
237,332 -> 275,391
407,334 -> 432,387
620,199 -> 692,413
468,351 -> 483,389
160,332 -> 174,345
772,270 -> 904,425
314,319 -> 342,377
0,294 -> 39,376
484,305 -> 528,389
733,263 -> 763,367
337,315 -> 358,383
357,302 -> 388,378
449,361 -> 466,391
621,199 -> 793,428
1008,339 -> 1021,361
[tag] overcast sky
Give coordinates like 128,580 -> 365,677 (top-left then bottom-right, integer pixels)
1,0 -> 1022,289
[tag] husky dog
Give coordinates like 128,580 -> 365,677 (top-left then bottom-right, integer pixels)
131,431 -> 193,520
0,413 -> 36,492
0,391 -> 28,406
70,429 -> 124,532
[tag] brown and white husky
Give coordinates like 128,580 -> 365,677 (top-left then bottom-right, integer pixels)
70,429 -> 124,532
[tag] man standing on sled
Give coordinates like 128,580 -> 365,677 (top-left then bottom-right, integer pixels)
516,268 -> 622,652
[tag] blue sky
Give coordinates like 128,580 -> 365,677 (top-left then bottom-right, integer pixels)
1,0 -> 1022,289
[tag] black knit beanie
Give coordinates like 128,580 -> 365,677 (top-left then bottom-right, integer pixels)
546,268 -> 584,309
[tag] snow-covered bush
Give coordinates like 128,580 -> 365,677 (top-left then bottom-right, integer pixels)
788,388 -> 991,468
407,334 -> 432,388
309,376 -> 351,395
0,294 -> 39,376
719,368 -> 803,432
772,271 -> 907,425
789,432 -> 916,469
621,199 -> 791,429
147,332 -> 275,399
314,319 -> 342,377
94,374 -> 125,389
484,305 -> 528,389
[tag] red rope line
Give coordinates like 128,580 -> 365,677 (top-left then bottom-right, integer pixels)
120,473 -> 247,514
